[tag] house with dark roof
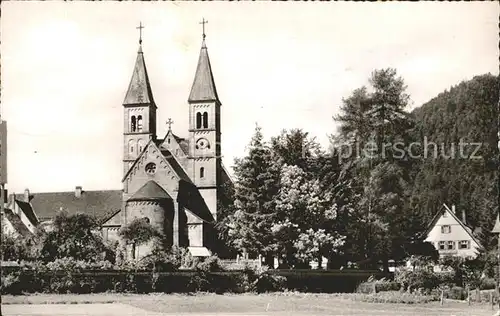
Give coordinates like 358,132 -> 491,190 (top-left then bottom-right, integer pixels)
2,192 -> 39,237
424,203 -> 483,260
9,187 -> 122,235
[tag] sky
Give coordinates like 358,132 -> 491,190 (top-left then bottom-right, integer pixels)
1,2 -> 498,193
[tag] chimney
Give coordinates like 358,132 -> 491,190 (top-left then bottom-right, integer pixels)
75,186 -> 82,198
24,188 -> 30,202
461,208 -> 467,225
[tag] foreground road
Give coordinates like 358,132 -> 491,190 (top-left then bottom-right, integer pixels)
2,303 -> 496,316
2,304 -> 320,316
2,303 -> 163,316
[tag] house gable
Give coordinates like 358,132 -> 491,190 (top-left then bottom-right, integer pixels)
425,204 -> 482,258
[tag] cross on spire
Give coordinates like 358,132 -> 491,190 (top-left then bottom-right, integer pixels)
136,22 -> 145,45
166,118 -> 174,131
199,18 -> 208,40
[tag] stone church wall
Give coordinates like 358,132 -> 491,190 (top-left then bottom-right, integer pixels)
125,200 -> 174,243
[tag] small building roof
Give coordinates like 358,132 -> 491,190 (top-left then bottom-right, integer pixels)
188,246 -> 212,257
128,180 -> 172,202
14,200 -> 39,226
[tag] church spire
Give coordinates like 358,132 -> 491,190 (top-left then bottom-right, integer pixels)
188,18 -> 219,103
123,22 -> 155,106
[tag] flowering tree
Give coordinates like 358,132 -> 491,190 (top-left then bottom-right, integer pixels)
273,165 -> 345,267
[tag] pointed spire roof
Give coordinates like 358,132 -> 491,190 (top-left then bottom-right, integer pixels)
123,45 -> 155,106
188,40 -> 219,103
127,180 -> 172,202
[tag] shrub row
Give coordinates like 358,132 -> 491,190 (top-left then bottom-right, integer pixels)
1,261 -> 392,295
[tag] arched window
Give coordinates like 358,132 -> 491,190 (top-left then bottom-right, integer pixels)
196,112 -> 202,129
137,115 -> 143,132
129,140 -> 135,154
200,167 -> 205,178
202,112 -> 208,128
131,116 -> 137,132
138,139 -> 144,153
167,138 -> 171,144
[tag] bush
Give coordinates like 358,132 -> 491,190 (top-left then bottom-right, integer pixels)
253,267 -> 287,293
357,277 -> 400,294
395,268 -> 440,293
480,277 -> 496,290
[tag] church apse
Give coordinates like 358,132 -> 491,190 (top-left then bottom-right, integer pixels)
126,180 -> 176,249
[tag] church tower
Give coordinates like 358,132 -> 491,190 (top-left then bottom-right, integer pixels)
122,23 -> 157,177
188,21 -> 221,221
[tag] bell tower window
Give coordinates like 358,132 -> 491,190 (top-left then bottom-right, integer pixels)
137,115 -> 143,132
200,167 -> 205,178
202,112 -> 208,128
129,140 -> 135,154
131,116 -> 137,132
196,112 -> 202,129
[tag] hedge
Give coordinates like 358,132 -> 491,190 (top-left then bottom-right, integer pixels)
1,266 -> 392,295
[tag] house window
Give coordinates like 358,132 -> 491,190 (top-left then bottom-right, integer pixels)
137,115 -> 143,132
447,241 -> 455,250
442,212 -> 448,218
200,167 -> 205,178
439,241 -> 446,250
441,225 -> 451,234
459,240 -> 470,249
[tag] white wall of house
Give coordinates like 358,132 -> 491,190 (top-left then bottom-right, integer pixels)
425,208 -> 480,259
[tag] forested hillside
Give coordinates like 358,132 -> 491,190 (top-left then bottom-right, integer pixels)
410,74 -> 499,247
219,70 -> 498,269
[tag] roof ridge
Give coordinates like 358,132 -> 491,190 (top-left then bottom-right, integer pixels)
17,189 -> 122,195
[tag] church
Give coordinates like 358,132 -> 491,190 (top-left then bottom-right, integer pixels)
6,22 -> 233,258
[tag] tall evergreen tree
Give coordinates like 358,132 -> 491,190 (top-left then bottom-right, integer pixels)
226,125 -> 280,266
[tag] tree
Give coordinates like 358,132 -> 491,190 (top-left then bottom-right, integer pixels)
273,165 -> 345,268
333,68 -> 416,270
1,231 -> 36,262
119,217 -> 160,260
214,179 -> 238,258
39,212 -> 111,262
226,125 -> 281,266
